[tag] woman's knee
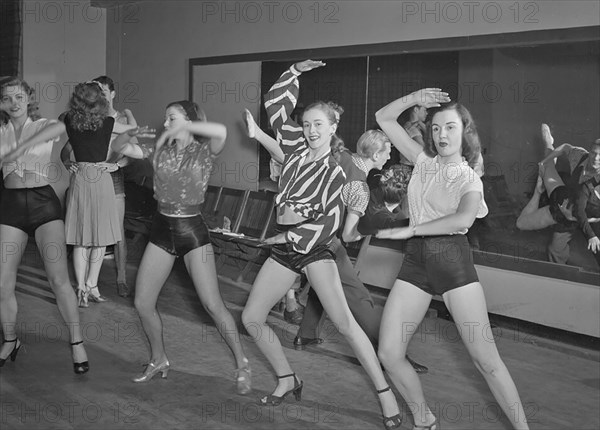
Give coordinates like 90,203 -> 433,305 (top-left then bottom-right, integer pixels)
134,296 -> 155,315
471,353 -> 503,377
377,341 -> 403,368
241,307 -> 266,330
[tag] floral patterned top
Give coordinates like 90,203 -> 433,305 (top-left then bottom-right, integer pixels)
141,139 -> 213,206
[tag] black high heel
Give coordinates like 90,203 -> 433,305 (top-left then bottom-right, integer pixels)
70,340 -> 89,374
258,373 -> 303,406
377,386 -> 403,429
0,338 -> 21,367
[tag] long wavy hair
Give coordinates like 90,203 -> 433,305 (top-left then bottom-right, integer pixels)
0,77 -> 41,125
423,102 -> 481,169
67,82 -> 109,131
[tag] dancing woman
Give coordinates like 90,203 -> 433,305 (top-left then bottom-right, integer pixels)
0,77 -> 89,374
240,60 -> 402,429
62,82 -> 135,307
375,89 -> 529,429
111,100 -> 252,394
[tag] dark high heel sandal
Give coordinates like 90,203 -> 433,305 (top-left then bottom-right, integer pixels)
0,338 -> 21,367
258,373 -> 303,406
71,340 -> 89,374
413,418 -> 438,430
377,386 -> 403,430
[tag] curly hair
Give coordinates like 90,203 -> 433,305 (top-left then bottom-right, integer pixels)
378,164 -> 412,204
67,82 -> 109,131
423,102 -> 481,169
0,77 -> 41,125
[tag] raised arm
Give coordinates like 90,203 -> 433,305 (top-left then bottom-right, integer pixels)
243,108 -> 284,164
111,126 -> 156,159
375,88 -> 449,164
264,60 -> 324,153
0,120 -> 65,165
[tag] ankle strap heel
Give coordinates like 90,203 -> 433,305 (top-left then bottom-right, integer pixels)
70,341 -> 89,375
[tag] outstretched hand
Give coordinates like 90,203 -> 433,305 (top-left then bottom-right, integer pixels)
294,60 -> 326,73
243,108 -> 256,139
557,199 -> 576,222
127,126 -> 156,139
411,88 -> 451,108
588,236 -> 600,254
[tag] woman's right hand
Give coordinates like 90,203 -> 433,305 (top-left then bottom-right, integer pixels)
294,59 -> 326,73
126,125 -> 156,139
410,88 -> 451,109
243,109 -> 256,139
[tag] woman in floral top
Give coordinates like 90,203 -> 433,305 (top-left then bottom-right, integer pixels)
239,60 -> 402,429
111,101 -> 251,394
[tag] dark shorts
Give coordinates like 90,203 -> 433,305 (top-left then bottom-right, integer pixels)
397,235 -> 479,296
0,185 -> 63,236
149,212 -> 211,257
110,168 -> 125,195
269,224 -> 336,274
548,186 -> 577,228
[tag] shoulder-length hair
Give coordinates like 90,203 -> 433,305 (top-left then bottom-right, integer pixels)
423,102 -> 481,169
67,82 -> 108,131
0,77 -> 41,125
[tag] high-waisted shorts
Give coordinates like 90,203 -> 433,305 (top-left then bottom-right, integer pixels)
0,185 -> 63,235
397,234 -> 479,296
269,224 -> 336,274
149,212 -> 211,257
110,168 -> 125,195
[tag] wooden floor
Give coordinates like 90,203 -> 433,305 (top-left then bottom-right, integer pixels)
1,240 -> 599,430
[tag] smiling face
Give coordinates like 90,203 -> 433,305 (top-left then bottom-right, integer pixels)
302,107 -> 336,151
1,84 -> 29,121
431,109 -> 464,159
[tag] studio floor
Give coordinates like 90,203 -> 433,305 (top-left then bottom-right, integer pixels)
1,238 -> 598,430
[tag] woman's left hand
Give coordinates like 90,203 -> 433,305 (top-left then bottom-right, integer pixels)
261,233 -> 287,246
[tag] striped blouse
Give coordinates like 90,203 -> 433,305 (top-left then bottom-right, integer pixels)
265,65 -> 346,253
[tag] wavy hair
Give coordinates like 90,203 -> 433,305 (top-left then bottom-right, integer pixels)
0,77 -> 41,125
67,82 -> 109,131
378,164 -> 412,204
424,102 -> 481,169
356,129 -> 390,159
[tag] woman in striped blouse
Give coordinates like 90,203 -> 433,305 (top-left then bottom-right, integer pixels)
241,60 -> 402,429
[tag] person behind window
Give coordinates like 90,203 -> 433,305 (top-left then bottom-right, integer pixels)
111,100 -> 252,394
376,89 -> 529,430
239,60 -> 403,429
517,124 -> 600,268
0,77 -> 89,374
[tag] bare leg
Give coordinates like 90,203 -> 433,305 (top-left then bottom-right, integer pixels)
133,242 -> 176,364
86,246 -> 107,297
378,280 -> 436,428
305,260 -> 400,420
184,244 -> 248,368
34,220 -> 87,364
241,258 -> 298,397
516,177 -> 556,230
0,225 -> 28,359
113,194 -> 130,296
443,283 -> 529,429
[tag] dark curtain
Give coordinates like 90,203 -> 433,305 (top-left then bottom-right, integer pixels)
259,58 -> 368,181
0,0 -> 22,76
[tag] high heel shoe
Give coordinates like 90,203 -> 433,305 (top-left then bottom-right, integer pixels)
0,338 -> 21,367
258,373 -> 303,406
235,358 -> 252,395
77,287 -> 89,308
71,340 -> 89,374
132,360 -> 170,383
413,418 -> 438,429
88,286 -> 108,303
377,386 -> 403,429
